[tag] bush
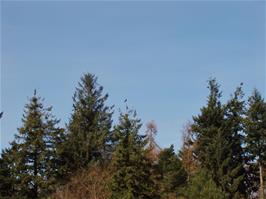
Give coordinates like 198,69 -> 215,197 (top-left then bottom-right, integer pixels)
51,165 -> 111,199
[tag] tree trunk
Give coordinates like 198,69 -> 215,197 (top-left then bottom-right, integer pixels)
259,163 -> 264,199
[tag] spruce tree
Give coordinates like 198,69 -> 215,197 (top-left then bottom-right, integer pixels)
110,109 -> 159,199
182,169 -> 227,199
191,78 -> 225,184
5,91 -> 64,198
220,85 -> 247,198
156,145 -> 187,198
192,79 -> 247,198
43,108 -> 66,187
0,148 -> 15,198
191,79 -> 225,170
62,73 -> 113,171
244,89 -> 266,199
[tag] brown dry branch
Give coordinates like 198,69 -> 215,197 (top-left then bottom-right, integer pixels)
145,120 -> 161,162
180,121 -> 199,180
51,165 -> 111,199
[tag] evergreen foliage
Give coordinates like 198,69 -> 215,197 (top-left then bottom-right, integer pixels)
191,79 -> 225,170
244,89 -> 266,198
0,148 -> 15,198
220,85 -> 247,198
62,73 -> 113,172
156,145 -> 187,198
109,109 -> 159,199
182,169 -> 227,199
191,79 -> 247,198
0,92 -> 64,199
0,74 -> 265,199
245,89 -> 266,165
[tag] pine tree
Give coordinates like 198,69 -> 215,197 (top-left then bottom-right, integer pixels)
5,91 -> 64,198
110,109 -> 159,199
62,73 -> 113,171
156,145 -> 187,198
244,89 -> 266,199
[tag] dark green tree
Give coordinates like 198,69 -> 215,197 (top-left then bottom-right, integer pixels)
244,89 -> 266,199
43,109 -> 66,187
191,79 -> 225,170
219,85 -> 247,198
0,148 -> 15,198
182,169 -> 227,199
192,79 -> 247,198
4,91 -> 64,198
62,73 -> 113,171
110,109 -> 159,199
156,145 -> 187,198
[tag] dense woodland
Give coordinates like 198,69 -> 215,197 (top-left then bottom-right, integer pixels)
0,73 -> 265,199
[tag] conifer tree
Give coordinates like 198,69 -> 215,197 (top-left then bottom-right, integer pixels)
43,109 -> 66,186
62,73 -> 113,171
192,79 -> 224,170
0,148 -> 15,198
156,145 -> 187,198
191,79 -> 225,185
244,89 -> 266,199
5,91 -> 64,198
110,109 -> 159,199
219,85 -> 247,198
192,79 -> 247,198
182,169 -> 227,199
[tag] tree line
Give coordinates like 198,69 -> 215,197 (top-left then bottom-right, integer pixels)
0,73 -> 265,199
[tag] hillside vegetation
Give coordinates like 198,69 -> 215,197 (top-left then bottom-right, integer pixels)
0,73 -> 265,199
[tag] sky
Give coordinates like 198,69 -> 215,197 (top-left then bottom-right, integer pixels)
1,1 -> 265,151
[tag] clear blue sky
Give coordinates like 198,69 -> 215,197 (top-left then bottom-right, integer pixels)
1,1 -> 265,151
